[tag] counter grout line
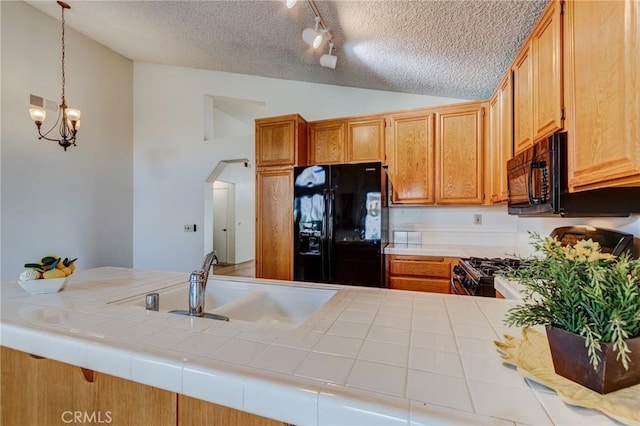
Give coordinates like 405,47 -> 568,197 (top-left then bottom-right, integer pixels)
443,297 -> 478,415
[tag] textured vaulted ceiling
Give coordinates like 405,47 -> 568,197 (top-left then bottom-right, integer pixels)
25,0 -> 550,100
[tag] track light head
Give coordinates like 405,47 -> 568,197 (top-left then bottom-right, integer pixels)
302,16 -> 323,49
320,42 -> 337,69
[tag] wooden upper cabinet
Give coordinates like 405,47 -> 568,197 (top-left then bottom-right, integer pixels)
308,116 -> 386,165
255,168 -> 293,280
532,0 -> 563,141
255,114 -> 307,167
488,93 -> 501,203
513,44 -> 534,154
435,103 -> 485,204
513,0 -> 564,154
564,0 -> 640,191
387,111 -> 435,204
308,120 -> 345,164
347,117 -> 386,163
489,74 -> 512,204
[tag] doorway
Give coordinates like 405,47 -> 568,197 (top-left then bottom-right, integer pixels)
203,159 -> 255,272
213,182 -> 233,264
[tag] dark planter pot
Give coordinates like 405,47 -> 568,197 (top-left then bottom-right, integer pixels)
546,326 -> 640,394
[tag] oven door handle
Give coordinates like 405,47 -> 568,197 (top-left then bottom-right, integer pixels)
451,277 -> 463,295
528,160 -> 548,205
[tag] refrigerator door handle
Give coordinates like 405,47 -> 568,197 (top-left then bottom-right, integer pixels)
327,188 -> 335,282
321,189 -> 329,282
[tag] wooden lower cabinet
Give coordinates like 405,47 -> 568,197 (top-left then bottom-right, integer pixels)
178,395 -> 289,426
255,167 -> 293,280
1,347 -> 288,426
386,255 -> 457,293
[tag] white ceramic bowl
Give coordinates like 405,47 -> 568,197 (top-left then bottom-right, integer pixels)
18,277 -> 66,294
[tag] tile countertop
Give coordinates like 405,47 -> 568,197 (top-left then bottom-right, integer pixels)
0,267 -> 620,426
383,243 -> 525,259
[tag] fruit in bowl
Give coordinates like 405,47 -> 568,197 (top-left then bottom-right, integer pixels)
18,256 -> 77,294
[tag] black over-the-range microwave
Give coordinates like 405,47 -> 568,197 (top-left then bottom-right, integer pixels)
507,132 -> 640,216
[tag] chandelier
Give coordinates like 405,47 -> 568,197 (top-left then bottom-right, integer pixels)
28,1 -> 81,151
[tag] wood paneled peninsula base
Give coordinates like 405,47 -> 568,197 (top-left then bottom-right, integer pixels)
1,347 -> 288,426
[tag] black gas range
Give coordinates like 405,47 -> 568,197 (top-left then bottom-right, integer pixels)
451,257 -> 521,297
450,226 -> 635,297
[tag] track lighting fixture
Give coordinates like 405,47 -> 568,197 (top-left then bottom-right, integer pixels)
287,0 -> 337,69
302,16 -> 323,49
320,42 -> 337,69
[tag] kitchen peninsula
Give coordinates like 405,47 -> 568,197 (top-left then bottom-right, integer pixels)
0,267 -> 622,425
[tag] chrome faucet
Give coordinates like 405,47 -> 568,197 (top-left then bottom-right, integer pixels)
169,251 -> 228,321
188,269 -> 208,316
188,251 -> 218,316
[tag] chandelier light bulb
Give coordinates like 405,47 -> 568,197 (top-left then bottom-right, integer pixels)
29,108 -> 47,124
65,108 -> 81,122
67,119 -> 81,131
286,0 -> 297,9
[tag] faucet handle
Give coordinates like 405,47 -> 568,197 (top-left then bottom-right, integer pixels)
201,251 -> 218,273
190,269 -> 207,283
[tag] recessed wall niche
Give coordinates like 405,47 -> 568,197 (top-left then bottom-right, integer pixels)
203,95 -> 265,141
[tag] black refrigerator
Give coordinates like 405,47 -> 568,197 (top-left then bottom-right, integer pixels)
293,162 -> 387,287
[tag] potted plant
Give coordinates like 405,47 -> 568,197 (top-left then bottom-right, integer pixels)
503,233 -> 640,394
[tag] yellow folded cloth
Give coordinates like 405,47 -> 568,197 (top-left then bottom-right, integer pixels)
494,328 -> 640,425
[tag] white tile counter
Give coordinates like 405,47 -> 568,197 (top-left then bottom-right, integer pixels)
0,267 -> 621,425
384,243 -> 523,259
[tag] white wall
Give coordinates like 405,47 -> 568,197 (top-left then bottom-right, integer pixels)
133,62 -> 467,272
0,1 -> 133,281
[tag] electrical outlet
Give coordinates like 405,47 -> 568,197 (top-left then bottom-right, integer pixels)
184,224 -> 196,232
474,214 -> 482,225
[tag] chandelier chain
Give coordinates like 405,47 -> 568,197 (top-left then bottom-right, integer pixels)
61,4 -> 66,105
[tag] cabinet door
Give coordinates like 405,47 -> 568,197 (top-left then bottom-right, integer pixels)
435,105 -> 485,204
347,118 -> 385,163
386,255 -> 454,294
1,347 -> 96,426
389,257 -> 450,278
178,395 -> 288,426
488,93 -> 501,203
490,74 -> 512,204
256,168 -> 293,280
389,277 -> 450,293
388,111 -> 435,204
0,347 -> 176,426
513,44 -> 534,154
565,0 -> 640,190
532,0 -> 563,140
255,115 -> 307,167
308,120 -> 345,164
